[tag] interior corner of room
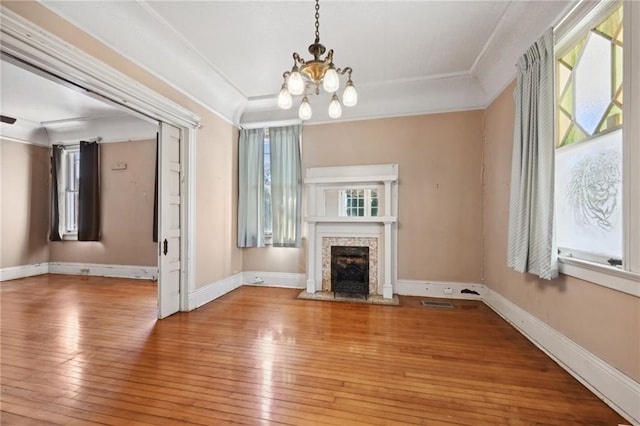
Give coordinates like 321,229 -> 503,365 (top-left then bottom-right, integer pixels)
0,1 -> 638,425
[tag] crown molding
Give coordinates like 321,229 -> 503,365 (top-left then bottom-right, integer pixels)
0,6 -> 201,129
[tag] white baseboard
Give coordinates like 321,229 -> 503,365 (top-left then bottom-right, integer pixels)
242,271 -> 306,288
484,288 -> 639,425
396,279 -> 485,300
49,262 -> 157,280
0,263 -> 49,281
189,272 -> 244,310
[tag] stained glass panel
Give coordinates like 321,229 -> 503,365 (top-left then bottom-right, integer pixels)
557,62 -> 571,94
558,110 -> 571,145
560,82 -> 573,117
574,32 -> 611,135
597,103 -> 623,133
596,6 -> 622,39
614,44 -> 623,91
559,39 -> 585,69
562,125 -> 587,147
556,5 -> 623,148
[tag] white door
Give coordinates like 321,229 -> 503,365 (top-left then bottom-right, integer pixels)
158,122 -> 181,319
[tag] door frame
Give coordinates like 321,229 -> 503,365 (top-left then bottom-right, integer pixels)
1,6 -> 198,312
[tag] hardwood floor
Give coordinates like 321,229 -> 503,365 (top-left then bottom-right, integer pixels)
0,275 -> 629,425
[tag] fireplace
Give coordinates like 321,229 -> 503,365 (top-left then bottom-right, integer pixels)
304,164 -> 398,299
331,246 -> 369,298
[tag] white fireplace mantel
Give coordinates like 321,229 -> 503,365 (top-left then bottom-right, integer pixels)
304,164 -> 399,299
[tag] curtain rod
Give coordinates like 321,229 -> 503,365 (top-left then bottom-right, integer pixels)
240,119 -> 301,130
54,137 -> 102,146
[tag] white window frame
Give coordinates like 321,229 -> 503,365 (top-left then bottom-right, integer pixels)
554,0 -> 640,297
338,186 -> 379,217
59,145 -> 80,240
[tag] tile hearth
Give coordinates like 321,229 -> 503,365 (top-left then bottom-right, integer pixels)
297,290 -> 400,306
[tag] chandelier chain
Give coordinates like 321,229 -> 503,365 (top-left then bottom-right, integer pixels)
314,0 -> 320,43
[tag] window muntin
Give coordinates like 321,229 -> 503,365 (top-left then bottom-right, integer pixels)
555,4 -> 624,265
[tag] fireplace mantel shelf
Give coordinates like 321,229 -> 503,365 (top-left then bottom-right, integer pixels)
306,216 -> 397,224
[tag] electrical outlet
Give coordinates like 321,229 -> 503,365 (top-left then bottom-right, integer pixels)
443,287 -> 453,294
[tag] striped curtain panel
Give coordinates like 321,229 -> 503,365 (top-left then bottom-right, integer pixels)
270,125 -> 302,248
237,128 -> 266,248
507,28 -> 558,280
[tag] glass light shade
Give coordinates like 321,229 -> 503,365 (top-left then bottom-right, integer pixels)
298,97 -> 312,120
323,67 -> 340,93
277,86 -> 292,109
328,94 -> 342,119
287,71 -> 305,96
343,82 -> 358,107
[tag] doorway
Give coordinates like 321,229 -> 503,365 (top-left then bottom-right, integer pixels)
0,10 -> 199,318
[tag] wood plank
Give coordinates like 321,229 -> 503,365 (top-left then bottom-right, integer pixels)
0,275 -> 629,425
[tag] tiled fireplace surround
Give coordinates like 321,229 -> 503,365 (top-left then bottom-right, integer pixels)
304,164 -> 398,299
322,237 -> 378,294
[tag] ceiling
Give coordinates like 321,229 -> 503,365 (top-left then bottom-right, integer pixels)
0,58 -> 158,145
26,1 -> 575,125
0,59 -> 124,126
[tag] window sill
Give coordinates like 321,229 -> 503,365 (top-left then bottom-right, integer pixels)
558,256 -> 640,297
62,233 -> 78,241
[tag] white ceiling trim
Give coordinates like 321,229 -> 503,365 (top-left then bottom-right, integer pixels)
135,1 -> 246,98
472,1 -> 576,103
38,1 -> 244,125
1,6 -> 201,129
470,1 -> 513,75
36,1 -> 577,126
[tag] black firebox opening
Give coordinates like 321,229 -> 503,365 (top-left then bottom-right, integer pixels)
331,246 -> 369,299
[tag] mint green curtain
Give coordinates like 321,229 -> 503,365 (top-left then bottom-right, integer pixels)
270,125 -> 302,248
507,28 -> 558,280
237,128 -> 265,247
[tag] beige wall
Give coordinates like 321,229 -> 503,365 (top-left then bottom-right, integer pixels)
0,140 -> 50,268
195,123 -> 243,286
483,82 -> 640,382
4,1 -> 241,288
243,112 -> 485,282
243,245 -> 306,273
49,139 -> 157,266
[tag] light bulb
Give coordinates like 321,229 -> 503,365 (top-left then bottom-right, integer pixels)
343,81 -> 358,107
277,85 -> 292,109
328,94 -> 342,119
323,67 -> 340,93
287,71 -> 305,96
298,97 -> 312,120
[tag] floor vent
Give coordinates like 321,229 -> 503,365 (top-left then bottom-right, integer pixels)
421,300 -> 454,308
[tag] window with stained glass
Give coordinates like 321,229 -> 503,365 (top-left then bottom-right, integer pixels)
555,5 -> 623,263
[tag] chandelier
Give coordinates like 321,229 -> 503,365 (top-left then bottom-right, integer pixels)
277,0 -> 357,120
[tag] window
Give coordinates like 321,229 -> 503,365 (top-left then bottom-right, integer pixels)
554,1 -> 639,292
339,188 -> 379,217
62,146 -> 80,237
555,4 -> 623,264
